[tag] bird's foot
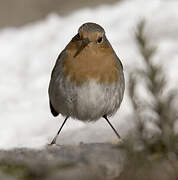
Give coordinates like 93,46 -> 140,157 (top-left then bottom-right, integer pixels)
110,137 -> 124,145
48,136 -> 57,146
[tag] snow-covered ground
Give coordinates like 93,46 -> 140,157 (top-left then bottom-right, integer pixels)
0,0 -> 178,149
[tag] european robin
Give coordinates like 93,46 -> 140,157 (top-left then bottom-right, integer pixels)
49,22 -> 125,145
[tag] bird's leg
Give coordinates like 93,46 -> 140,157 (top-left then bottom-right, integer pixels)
103,115 -> 121,139
50,116 -> 69,145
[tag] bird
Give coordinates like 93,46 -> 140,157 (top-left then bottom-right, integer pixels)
48,22 -> 125,145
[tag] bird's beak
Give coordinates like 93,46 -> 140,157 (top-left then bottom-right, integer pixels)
74,38 -> 90,58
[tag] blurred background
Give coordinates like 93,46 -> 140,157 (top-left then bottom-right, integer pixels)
0,0 -> 120,28
0,0 -> 178,179
0,0 -> 178,154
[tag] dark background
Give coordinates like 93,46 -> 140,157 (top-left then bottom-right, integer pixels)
0,0 -> 121,28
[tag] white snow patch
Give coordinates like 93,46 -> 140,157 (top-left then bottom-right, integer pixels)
0,0 -> 178,148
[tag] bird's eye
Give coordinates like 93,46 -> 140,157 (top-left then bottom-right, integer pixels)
97,37 -> 103,44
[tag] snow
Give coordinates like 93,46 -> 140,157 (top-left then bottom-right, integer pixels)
0,0 -> 178,149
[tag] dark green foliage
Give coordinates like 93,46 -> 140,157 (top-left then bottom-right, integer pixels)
118,19 -> 178,180
128,19 -> 178,154
119,149 -> 178,180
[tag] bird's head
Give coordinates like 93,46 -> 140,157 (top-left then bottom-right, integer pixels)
73,22 -> 107,57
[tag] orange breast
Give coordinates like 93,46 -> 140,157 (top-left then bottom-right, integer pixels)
62,41 -> 120,85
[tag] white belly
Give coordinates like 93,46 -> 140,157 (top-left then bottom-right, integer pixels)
50,77 -> 124,121
75,80 -> 121,120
